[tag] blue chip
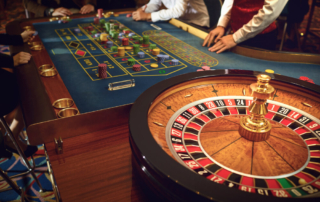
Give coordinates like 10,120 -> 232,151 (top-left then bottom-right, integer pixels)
137,52 -> 145,58
33,31 -> 38,36
58,20 -> 62,24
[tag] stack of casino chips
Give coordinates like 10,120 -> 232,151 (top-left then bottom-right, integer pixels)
94,17 -> 99,24
123,29 -> 130,34
112,32 -> 119,40
127,58 -> 135,66
100,19 -> 106,25
152,48 -> 160,55
111,46 -> 118,52
128,33 -> 135,37
149,44 -> 156,51
132,35 -> 139,41
107,41 -> 114,48
122,38 -> 129,46
143,35 -> 149,44
98,63 -> 107,79
110,23 -> 115,31
132,64 -> 141,72
157,55 -> 165,63
118,47 -> 125,56
138,52 -> 145,58
97,9 -> 103,19
105,22 -> 110,32
171,59 -> 179,65
119,24 -> 125,30
133,44 -> 140,54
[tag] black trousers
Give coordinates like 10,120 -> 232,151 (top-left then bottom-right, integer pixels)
0,69 -> 19,117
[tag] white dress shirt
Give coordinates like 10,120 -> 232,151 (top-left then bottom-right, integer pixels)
217,0 -> 288,44
144,0 -> 210,27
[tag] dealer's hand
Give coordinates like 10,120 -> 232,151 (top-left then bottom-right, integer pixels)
132,10 -> 151,21
13,52 -> 32,67
202,26 -> 225,47
21,31 -> 35,42
80,4 -> 94,14
208,34 -> 237,54
52,7 -> 73,16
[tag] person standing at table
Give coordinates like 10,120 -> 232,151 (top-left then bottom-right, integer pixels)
132,0 -> 211,28
203,0 -> 288,53
23,0 -> 96,17
0,31 -> 38,158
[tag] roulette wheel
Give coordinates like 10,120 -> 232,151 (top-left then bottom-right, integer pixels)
129,70 -> 320,202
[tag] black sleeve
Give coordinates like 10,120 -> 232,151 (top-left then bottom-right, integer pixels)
0,53 -> 14,68
0,34 -> 23,46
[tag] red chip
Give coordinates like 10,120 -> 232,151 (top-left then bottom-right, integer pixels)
126,13 -> 132,18
307,79 -> 315,84
299,76 -> 309,81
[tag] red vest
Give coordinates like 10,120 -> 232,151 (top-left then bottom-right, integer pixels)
230,0 -> 277,34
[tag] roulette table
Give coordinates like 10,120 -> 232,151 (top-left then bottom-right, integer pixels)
5,10 -> 320,201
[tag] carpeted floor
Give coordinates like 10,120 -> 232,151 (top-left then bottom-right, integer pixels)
0,145 -> 56,202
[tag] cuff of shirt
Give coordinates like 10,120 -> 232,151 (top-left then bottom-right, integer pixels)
232,30 -> 246,44
217,16 -> 229,28
151,12 -> 161,22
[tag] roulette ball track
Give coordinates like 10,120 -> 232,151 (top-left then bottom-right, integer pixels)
129,70 -> 320,202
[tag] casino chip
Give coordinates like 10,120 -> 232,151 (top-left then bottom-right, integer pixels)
118,47 -> 125,56
118,36 -> 124,41
128,33 -> 135,37
122,38 -> 129,46
133,44 -> 140,54
171,59 -> 179,65
74,28 -> 81,33
149,44 -> 156,51
94,17 -> 99,24
299,76 -> 309,81
33,31 -> 38,36
132,64 -> 141,72
152,48 -> 160,55
111,46 -> 118,52
265,69 -> 274,74
202,66 -> 210,71
126,13 -> 132,18
307,79 -> 315,84
157,55 -> 165,64
151,63 -> 158,68
107,41 -> 114,48
138,52 -> 145,58
98,63 -> 108,79
128,58 -> 135,66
